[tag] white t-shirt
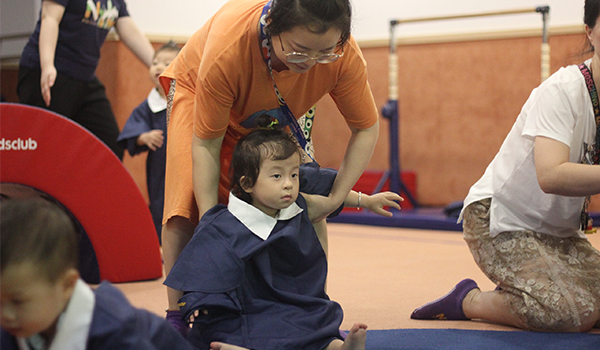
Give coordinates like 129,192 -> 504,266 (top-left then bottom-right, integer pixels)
461,60 -> 596,239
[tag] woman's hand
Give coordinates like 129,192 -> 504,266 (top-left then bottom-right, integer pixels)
361,191 -> 403,217
40,65 -> 57,106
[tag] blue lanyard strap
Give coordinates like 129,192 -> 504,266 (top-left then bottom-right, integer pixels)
259,1 -> 315,161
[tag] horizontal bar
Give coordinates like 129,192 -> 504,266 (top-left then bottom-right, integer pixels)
0,33 -> 32,42
393,7 -> 541,25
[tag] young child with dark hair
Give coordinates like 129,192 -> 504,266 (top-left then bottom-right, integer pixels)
165,116 -> 402,350
0,198 -> 194,350
117,41 -> 181,243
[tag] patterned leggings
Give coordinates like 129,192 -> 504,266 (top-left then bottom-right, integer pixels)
463,199 -> 600,331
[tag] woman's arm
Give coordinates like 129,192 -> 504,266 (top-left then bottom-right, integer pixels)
308,120 -> 379,222
114,16 -> 154,67
534,135 -> 600,196
192,134 -> 225,217
38,0 -> 65,106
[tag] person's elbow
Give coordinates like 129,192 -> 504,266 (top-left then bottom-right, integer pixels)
536,170 -> 563,194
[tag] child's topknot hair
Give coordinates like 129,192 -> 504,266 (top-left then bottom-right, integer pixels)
230,114 -> 300,203
155,40 -> 181,57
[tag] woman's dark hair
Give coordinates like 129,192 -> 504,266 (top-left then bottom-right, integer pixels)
230,115 -> 300,204
584,0 -> 600,54
266,0 -> 352,47
1,198 -> 79,282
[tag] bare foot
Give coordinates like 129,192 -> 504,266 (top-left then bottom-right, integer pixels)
341,323 -> 367,350
210,342 -> 249,350
326,323 -> 368,350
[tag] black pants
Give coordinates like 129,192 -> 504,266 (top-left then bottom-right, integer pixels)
17,66 -> 124,160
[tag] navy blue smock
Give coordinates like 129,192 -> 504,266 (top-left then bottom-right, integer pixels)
164,162 -> 344,350
117,91 -> 167,241
1,282 -> 193,350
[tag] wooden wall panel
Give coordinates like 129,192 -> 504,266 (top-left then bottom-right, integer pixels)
4,33 -> 599,210
313,33 -> 593,207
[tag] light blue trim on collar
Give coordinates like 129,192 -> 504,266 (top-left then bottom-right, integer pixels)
228,192 -> 303,240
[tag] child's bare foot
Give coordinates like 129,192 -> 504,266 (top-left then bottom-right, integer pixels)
326,323 -> 368,350
210,342 -> 249,350
341,323 -> 367,350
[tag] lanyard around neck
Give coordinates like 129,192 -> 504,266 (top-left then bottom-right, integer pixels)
258,1 -> 315,161
578,63 -> 600,165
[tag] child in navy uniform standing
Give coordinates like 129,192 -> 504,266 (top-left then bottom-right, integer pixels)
165,115 -> 402,349
0,199 -> 194,350
118,41 -> 181,243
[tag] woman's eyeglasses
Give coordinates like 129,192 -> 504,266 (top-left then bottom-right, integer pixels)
278,35 -> 343,64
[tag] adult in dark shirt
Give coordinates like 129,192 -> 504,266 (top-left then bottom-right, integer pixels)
17,0 -> 154,159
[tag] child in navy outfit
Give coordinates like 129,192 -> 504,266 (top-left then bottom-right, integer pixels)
118,41 -> 181,243
165,115 -> 402,350
0,198 -> 194,350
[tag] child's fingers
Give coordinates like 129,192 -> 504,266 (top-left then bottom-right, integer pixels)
188,309 -> 201,323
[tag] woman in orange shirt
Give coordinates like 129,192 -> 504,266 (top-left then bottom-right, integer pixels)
160,0 -> 380,335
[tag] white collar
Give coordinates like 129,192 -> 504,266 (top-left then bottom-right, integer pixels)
228,192 -> 303,240
18,279 -> 95,350
147,88 -> 167,113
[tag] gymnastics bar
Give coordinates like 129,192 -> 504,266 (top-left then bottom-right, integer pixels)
377,6 -> 550,208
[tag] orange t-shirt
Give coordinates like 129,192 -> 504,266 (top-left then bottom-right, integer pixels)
160,0 -> 378,204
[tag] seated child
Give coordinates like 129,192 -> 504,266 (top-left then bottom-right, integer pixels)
117,41 -> 181,243
0,198 -> 194,350
164,116 -> 402,350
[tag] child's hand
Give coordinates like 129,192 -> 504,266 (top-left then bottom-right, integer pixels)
137,129 -> 164,151
363,191 -> 403,217
188,309 -> 208,325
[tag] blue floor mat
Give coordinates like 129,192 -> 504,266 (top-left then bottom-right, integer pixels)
366,328 -> 600,349
329,209 -> 600,232
328,207 -> 462,231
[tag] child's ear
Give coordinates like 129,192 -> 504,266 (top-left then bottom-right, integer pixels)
60,268 -> 80,298
240,176 -> 253,193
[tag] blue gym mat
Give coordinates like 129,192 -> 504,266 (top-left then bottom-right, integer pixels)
329,208 -> 600,232
366,328 -> 600,349
328,207 -> 462,231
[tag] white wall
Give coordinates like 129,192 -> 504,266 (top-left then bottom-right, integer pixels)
0,0 -> 585,60
126,0 -> 584,41
0,0 -> 40,59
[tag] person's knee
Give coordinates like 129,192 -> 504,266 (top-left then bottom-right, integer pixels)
522,302 -> 597,332
576,310 -> 600,332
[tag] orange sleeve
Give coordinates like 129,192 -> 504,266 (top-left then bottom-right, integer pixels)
330,36 -> 379,130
